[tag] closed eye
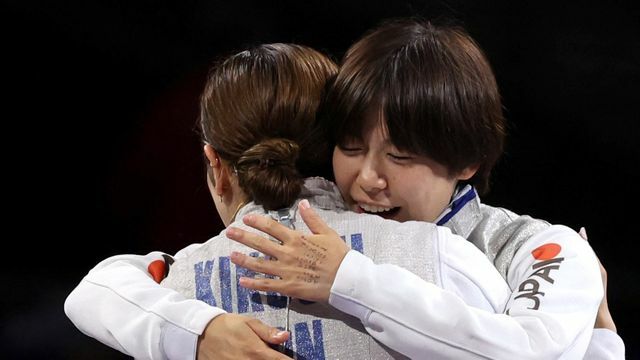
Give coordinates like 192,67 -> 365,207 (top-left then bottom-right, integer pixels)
337,139 -> 363,154
388,153 -> 413,161
339,146 -> 363,155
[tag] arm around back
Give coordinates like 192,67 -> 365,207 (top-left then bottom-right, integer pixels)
64,251 -> 224,359
329,225 -> 603,359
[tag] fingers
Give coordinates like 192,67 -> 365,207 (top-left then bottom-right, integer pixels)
237,276 -> 285,293
242,214 -> 293,243
246,319 -> 290,345
227,227 -> 282,257
298,199 -> 333,235
200,314 -> 292,360
578,227 -> 588,240
230,251 -> 282,277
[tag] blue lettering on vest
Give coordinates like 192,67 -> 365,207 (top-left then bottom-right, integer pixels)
194,260 -> 216,306
236,252 -> 264,313
218,256 -> 233,312
294,320 -> 325,360
350,233 -> 363,253
340,233 -> 364,254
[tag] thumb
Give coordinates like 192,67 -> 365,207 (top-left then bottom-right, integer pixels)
298,199 -> 332,234
245,319 -> 289,345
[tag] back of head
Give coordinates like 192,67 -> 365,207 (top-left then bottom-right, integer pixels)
200,43 -> 337,210
324,19 -> 505,194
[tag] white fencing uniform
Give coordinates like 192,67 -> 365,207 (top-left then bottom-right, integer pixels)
161,181 -> 508,359
65,178 -> 611,359
438,184 -> 625,359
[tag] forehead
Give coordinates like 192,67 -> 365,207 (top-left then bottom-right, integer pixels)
361,109 -> 410,151
361,107 -> 389,137
336,102 -> 402,149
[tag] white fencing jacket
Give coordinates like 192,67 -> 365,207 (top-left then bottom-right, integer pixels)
65,177 -> 619,359
161,193 -> 508,359
438,184 -> 625,359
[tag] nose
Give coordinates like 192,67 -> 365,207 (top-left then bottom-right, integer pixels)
356,157 -> 387,193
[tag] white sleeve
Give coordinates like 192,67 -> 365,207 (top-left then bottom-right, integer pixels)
329,225 -> 603,359
584,329 -> 625,359
64,250 -> 224,360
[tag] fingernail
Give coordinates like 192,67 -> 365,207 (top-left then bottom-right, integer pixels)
226,227 -> 238,237
243,214 -> 255,223
299,199 -> 310,210
275,330 -> 288,338
579,227 -> 588,241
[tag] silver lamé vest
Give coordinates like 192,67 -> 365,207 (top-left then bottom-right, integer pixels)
162,178 -> 439,359
442,185 -> 550,280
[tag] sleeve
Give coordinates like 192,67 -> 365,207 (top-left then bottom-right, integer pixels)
64,249 -> 225,360
328,225 -> 603,359
584,329 -> 625,359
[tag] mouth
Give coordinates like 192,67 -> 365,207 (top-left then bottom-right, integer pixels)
355,203 -> 400,219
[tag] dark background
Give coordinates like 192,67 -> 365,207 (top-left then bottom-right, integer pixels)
3,0 -> 638,358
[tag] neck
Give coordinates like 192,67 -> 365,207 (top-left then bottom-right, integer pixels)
230,199 -> 248,223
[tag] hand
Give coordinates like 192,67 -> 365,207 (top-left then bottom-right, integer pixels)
197,313 -> 290,359
578,227 -> 617,332
226,199 -> 350,302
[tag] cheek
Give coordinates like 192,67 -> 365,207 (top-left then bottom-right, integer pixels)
398,177 -> 428,205
393,172 -> 450,222
414,180 -> 457,221
411,191 -> 439,221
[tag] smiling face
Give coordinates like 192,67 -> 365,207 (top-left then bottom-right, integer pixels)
324,21 -> 505,199
332,114 -> 476,223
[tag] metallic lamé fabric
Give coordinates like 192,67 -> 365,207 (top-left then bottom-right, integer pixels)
443,188 -> 550,281
162,178 -> 440,359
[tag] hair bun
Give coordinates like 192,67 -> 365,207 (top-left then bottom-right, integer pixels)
235,138 -> 303,210
238,138 -> 300,169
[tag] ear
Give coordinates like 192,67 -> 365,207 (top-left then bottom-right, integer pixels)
204,144 -> 230,196
457,164 -> 480,181
204,144 -> 219,167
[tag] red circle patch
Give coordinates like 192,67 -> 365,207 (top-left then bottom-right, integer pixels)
148,259 -> 166,283
531,243 -> 561,260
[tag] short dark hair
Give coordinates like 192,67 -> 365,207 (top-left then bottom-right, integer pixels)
324,19 -> 506,194
200,43 -> 337,209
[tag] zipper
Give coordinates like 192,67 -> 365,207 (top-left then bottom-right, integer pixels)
269,207 -> 295,354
